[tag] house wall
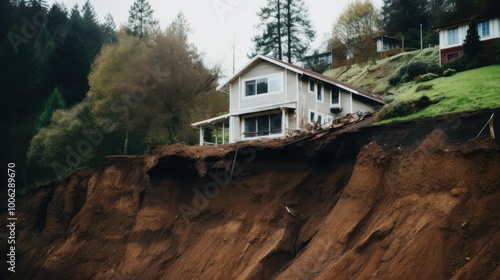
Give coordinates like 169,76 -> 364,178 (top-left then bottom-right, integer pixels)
352,94 -> 377,114
229,60 -> 298,114
439,17 -> 500,50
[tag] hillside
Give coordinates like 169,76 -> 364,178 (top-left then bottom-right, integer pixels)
324,49 -> 500,123
324,48 -> 440,94
2,111 -> 499,280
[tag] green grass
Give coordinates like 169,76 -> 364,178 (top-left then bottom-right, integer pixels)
324,48 -> 439,93
377,65 -> 500,123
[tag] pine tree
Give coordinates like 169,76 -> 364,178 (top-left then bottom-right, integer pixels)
249,0 -> 315,63
127,0 -> 158,39
463,17 -> 482,58
34,87 -> 66,133
102,13 -> 116,43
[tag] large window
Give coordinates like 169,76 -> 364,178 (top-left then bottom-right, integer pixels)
447,28 -> 459,45
245,74 -> 283,96
477,21 -> 490,37
244,113 -> 282,137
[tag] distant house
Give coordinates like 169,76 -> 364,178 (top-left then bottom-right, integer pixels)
374,34 -> 402,53
304,51 -> 333,71
192,55 -> 384,145
434,14 -> 500,65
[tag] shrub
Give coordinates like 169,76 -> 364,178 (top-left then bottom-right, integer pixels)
374,95 -> 433,121
414,95 -> 431,109
493,39 -> 500,63
442,58 -> 466,72
425,64 -> 442,75
416,84 -> 433,92
443,68 -> 456,77
415,73 -> 439,83
400,61 -> 428,82
388,75 -> 400,86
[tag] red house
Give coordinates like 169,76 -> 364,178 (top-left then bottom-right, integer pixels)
434,14 -> 500,66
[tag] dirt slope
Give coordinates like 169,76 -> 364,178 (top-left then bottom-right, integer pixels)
2,111 -> 499,280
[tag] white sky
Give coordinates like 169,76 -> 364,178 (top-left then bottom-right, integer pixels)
47,0 -> 382,78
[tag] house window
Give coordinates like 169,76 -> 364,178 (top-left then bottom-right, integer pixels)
309,80 -> 315,92
447,52 -> 461,62
317,85 -> 322,101
477,21 -> 490,37
331,88 -> 340,106
447,28 -> 459,45
309,110 -> 326,125
317,114 -> 322,125
309,79 -> 323,101
245,74 -> 283,96
244,113 -> 282,137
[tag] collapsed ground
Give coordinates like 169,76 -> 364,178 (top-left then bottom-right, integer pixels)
1,110 -> 499,279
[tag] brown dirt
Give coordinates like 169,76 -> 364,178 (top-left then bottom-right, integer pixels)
2,110 -> 499,280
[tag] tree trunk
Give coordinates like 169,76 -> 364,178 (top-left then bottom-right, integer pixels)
278,0 -> 282,60
287,0 -> 291,63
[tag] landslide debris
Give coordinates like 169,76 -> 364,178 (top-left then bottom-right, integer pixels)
2,111 -> 499,280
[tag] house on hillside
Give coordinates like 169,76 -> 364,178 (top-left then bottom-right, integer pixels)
374,34 -> 402,53
434,14 -> 500,65
304,51 -> 333,71
191,55 -> 384,145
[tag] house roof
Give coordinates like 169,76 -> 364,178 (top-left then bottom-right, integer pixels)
217,55 -> 385,104
433,13 -> 500,30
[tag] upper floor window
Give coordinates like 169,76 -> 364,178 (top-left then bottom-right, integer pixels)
477,21 -> 490,37
309,79 -> 323,101
447,28 -> 459,45
245,73 -> 283,96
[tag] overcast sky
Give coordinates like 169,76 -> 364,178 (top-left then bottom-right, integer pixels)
47,0 -> 382,77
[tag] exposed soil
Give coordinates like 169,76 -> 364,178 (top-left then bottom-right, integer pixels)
2,110 -> 499,280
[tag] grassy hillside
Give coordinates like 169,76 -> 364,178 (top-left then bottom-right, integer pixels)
377,65 -> 500,123
324,48 -> 439,94
324,48 -> 500,123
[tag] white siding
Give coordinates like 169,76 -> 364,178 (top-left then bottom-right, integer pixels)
341,90 -> 352,114
230,116 -> 240,143
352,96 -> 375,114
229,80 -> 239,111
439,17 -> 500,49
288,111 -> 297,131
236,61 -> 286,111
286,69 -> 297,102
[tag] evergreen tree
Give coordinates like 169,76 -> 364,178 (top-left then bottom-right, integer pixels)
34,87 -> 66,133
249,0 -> 315,63
463,17 -> 482,58
102,13 -> 117,43
127,0 -> 158,39
381,0 -> 433,49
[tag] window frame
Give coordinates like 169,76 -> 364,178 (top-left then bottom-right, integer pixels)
243,73 -> 284,98
477,21 -> 490,37
243,113 -> 283,138
331,87 -> 341,107
447,27 -> 459,45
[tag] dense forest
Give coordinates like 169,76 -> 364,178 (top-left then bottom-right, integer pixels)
1,0 -> 227,186
1,0 -> 499,187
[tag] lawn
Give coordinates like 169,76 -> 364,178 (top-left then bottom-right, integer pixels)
377,65 -> 500,123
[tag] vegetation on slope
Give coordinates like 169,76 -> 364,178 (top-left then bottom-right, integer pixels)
324,48 -> 439,94
376,65 -> 500,123
325,48 -> 500,123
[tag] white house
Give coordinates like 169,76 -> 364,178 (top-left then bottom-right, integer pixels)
192,55 -> 384,145
434,14 -> 500,65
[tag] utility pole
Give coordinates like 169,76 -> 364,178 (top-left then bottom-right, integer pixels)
420,24 -> 423,50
